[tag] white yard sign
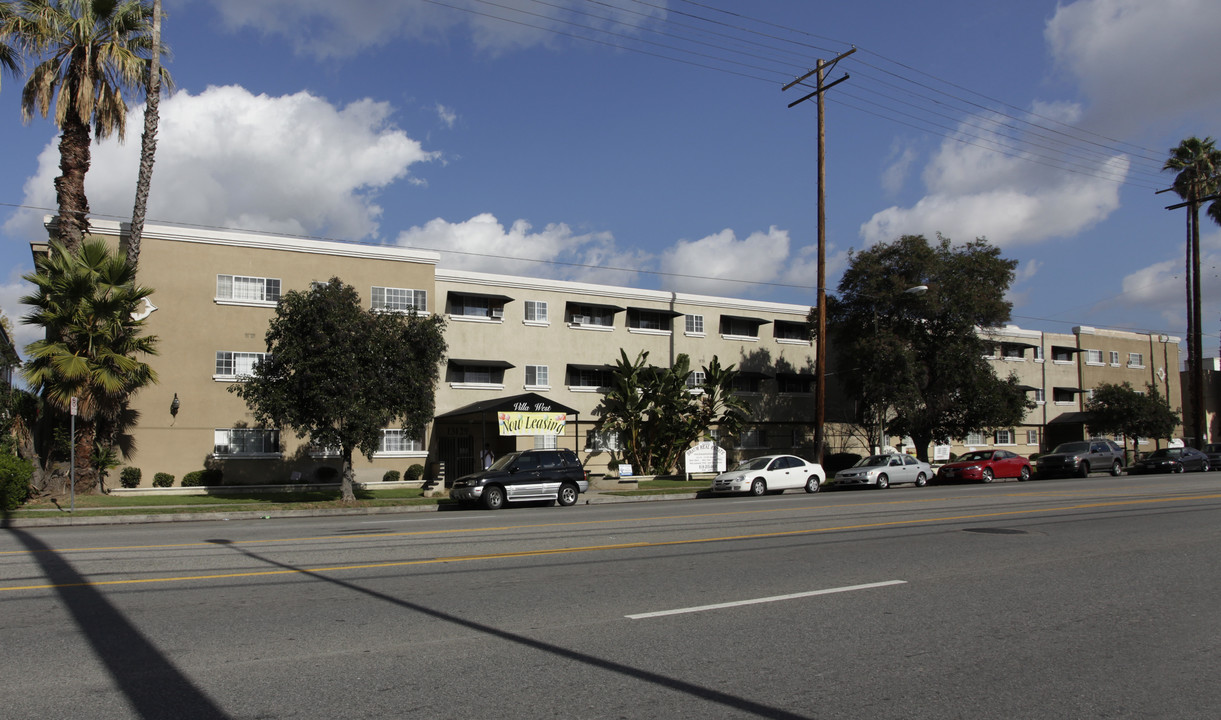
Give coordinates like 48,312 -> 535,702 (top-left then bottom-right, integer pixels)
685,441 -> 728,474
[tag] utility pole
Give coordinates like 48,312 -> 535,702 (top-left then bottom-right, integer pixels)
784,47 -> 855,464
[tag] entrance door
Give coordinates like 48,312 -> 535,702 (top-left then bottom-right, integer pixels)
438,436 -> 475,487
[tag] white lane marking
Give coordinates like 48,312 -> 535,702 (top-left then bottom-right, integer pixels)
625,580 -> 907,619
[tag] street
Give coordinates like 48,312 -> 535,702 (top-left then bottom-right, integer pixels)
3,473 -> 1221,719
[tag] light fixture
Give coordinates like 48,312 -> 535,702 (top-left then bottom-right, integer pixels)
170,393 -> 180,417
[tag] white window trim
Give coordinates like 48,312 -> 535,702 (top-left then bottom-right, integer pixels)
568,384 -> 602,393
211,429 -> 281,459
628,327 -> 673,337
523,320 -> 551,328
721,333 -> 759,343
449,314 -> 502,325
450,382 -> 506,391
776,337 -> 812,346
684,331 -> 706,338
994,430 -> 1016,446
569,321 -> 615,332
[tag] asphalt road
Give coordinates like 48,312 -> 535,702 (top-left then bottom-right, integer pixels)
3,473 -> 1220,719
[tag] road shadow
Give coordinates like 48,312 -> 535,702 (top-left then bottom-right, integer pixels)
6,528 -> 230,719
204,539 -> 812,719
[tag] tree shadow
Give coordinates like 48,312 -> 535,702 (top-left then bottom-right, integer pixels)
5,528 -> 230,719
203,539 -> 813,719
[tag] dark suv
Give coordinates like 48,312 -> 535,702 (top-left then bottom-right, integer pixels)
1036,439 -> 1125,478
449,449 -> 589,510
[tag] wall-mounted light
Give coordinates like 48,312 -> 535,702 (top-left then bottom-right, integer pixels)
170,393 -> 180,417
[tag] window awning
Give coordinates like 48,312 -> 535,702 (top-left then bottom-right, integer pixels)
1051,346 -> 1083,354
435,392 -> 579,420
775,372 -> 816,380
566,301 -> 624,312
446,290 -> 513,303
626,306 -> 682,318
1000,341 -> 1039,350
1053,386 -> 1086,394
721,314 -> 771,326
1015,384 -> 1041,391
448,359 -> 515,369
568,363 -> 615,372
735,370 -> 774,380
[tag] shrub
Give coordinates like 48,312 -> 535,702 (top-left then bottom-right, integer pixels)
120,467 -> 143,488
0,454 -> 34,511
182,468 -> 223,487
152,472 -> 174,488
404,464 -> 424,481
383,470 -> 401,482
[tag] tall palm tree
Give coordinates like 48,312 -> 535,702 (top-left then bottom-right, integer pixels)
20,238 -> 158,493
1163,136 -> 1221,447
126,0 -> 163,268
0,2 -> 22,87
2,0 -> 171,251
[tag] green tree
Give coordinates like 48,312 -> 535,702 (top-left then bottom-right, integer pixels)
20,238 -> 159,493
1164,136 -> 1221,447
824,234 -> 1032,463
1,0 -> 172,250
232,278 -> 447,502
594,350 -> 748,475
1086,382 -> 1151,462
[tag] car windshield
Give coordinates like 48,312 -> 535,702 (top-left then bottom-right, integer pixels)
1147,449 -> 1175,459
487,452 -> 519,471
1052,442 -> 1090,454
853,455 -> 892,468
958,451 -> 993,462
734,457 -> 774,471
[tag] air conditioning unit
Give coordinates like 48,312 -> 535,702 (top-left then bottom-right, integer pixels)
491,306 -> 504,319
573,315 -> 591,325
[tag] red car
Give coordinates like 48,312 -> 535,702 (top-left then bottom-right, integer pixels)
935,449 -> 1032,484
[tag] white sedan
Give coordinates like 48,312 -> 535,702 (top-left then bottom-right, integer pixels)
710,454 -> 826,496
827,453 -> 932,489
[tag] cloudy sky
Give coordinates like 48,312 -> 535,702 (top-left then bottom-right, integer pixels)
2,0 -> 1220,357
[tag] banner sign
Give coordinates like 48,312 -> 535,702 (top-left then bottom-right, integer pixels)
497,412 -> 567,436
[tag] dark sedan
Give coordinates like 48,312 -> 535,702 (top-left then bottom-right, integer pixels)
1129,447 -> 1211,474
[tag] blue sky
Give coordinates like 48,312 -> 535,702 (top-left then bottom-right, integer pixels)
3,0 -> 1220,358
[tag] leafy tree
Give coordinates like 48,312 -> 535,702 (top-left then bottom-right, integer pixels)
823,234 -> 1032,463
1164,136 -> 1220,447
232,278 -> 447,502
0,0 -> 172,250
594,350 -> 748,475
20,238 -> 159,493
1086,382 -> 1181,461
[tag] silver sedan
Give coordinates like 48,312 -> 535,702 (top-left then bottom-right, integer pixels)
828,453 -> 932,489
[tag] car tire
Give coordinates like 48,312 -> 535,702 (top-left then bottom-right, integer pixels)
750,479 -> 767,496
1201,460 -> 1211,473
804,476 -> 821,493
914,472 -> 927,487
1019,466 -> 1030,482
1077,461 -> 1090,478
1174,463 -> 1185,474
481,485 -> 506,510
875,473 -> 889,489
981,468 -> 994,483
557,482 -> 579,506
1110,460 -> 1122,476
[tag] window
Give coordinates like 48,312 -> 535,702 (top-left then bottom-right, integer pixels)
1128,352 -> 1145,368
965,432 -> 985,446
777,374 -> 813,394
525,365 -> 549,388
525,300 -> 548,324
721,316 -> 763,339
217,275 -> 280,304
627,308 -> 671,332
738,428 -> 765,448
587,429 -> 620,451
1033,346 -> 1044,361
379,429 -> 423,454
732,375 -> 761,393
448,361 -> 506,386
1109,351 -> 1121,366
1001,344 -> 1025,360
215,351 -> 267,379
686,371 -> 706,390
449,293 -> 502,319
1034,388 -> 1045,404
685,314 -> 704,335
1051,346 -> 1076,362
372,286 -> 426,313
1026,430 -> 1039,446
995,429 -> 1015,445
214,428 -> 279,456
774,321 -> 810,343
1053,387 -> 1078,403
570,366 -> 613,389
533,434 -> 558,450
569,304 -> 616,328
1085,349 -> 1104,365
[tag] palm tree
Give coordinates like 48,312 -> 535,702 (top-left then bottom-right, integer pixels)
1163,136 -> 1221,447
0,2 -> 22,87
2,0 -> 171,251
126,0 -> 163,268
20,238 -> 158,493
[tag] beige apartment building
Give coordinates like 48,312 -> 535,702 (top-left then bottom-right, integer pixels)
55,220 -> 822,486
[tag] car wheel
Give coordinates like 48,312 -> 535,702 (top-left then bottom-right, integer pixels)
1174,463 -> 1185,474
981,468 -> 994,483
804,476 -> 821,493
557,482 -> 579,506
750,478 -> 767,496
1110,460 -> 1122,476
914,472 -> 927,487
1019,466 -> 1030,482
875,473 -> 889,489
481,485 -> 506,510
1077,461 -> 1090,478
1201,460 -> 1211,473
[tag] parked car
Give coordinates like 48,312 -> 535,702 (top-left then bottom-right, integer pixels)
1036,439 -> 1125,478
934,449 -> 1032,483
449,448 -> 589,510
826,453 -> 932,489
1204,443 -> 1221,469
710,454 -> 825,495
1129,447 -> 1211,474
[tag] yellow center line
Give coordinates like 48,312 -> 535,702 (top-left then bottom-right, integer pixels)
3,492 -> 1219,593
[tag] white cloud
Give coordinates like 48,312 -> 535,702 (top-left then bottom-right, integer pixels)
1046,0 -> 1221,135
0,269 -> 40,362
395,213 -> 647,286
205,0 -> 667,58
658,226 -> 815,296
1120,228 -> 1221,329
435,103 -> 458,130
4,85 -> 438,243
881,143 -> 918,196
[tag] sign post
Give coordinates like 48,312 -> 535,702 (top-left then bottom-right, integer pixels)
69,396 -> 77,512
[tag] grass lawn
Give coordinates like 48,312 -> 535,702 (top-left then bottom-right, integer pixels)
6,487 -> 443,518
